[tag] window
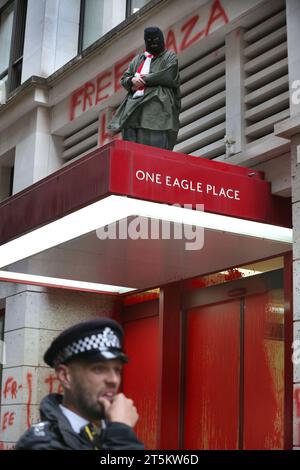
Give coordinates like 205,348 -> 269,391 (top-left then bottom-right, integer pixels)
78,0 -> 152,52
126,0 -> 152,15
0,0 -> 27,95
0,2 -> 13,90
0,148 -> 15,201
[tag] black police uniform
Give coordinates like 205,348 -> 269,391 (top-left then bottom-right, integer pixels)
15,318 -> 144,450
16,393 -> 144,450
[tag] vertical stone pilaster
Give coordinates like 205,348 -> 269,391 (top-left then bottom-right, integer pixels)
225,28 -> 246,156
13,107 -> 63,194
286,0 -> 300,116
291,134 -> 300,448
21,0 -> 81,81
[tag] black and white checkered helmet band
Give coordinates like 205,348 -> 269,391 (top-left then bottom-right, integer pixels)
55,327 -> 121,364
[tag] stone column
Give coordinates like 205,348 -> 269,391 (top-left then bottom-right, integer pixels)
291,134 -> 300,449
21,0 -> 80,82
286,0 -> 300,116
13,107 -> 63,194
286,0 -> 300,450
225,28 -> 246,157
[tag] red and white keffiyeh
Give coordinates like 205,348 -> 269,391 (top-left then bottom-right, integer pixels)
132,52 -> 153,99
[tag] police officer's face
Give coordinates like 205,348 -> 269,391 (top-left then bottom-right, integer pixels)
59,358 -> 123,421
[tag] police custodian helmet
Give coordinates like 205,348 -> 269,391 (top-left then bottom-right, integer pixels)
44,318 -> 128,368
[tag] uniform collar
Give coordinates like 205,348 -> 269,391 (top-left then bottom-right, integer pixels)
59,404 -> 89,434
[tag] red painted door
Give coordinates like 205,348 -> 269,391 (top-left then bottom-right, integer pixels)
122,316 -> 159,449
243,290 -> 284,449
184,300 -> 241,449
183,271 -> 285,449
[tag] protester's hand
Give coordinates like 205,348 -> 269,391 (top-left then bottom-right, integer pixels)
132,76 -> 145,89
99,393 -> 139,427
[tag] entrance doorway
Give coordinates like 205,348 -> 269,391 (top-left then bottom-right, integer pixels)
183,266 -> 285,449
121,256 -> 291,449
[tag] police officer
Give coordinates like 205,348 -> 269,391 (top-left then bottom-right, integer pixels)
16,318 -> 144,450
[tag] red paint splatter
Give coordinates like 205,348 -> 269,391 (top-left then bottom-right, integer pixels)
26,373 -> 32,429
205,0 -> 229,36
3,377 -> 18,399
44,374 -> 63,394
295,388 -> 300,417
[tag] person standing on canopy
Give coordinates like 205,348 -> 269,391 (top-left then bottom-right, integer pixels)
108,26 -> 181,150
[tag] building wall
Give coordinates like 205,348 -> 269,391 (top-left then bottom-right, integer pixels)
0,0 -> 298,449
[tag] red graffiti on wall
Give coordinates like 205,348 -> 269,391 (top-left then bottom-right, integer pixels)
1,373 -> 33,432
3,377 -> 22,400
167,0 -> 228,53
1,411 -> 15,431
26,373 -> 32,429
69,52 -> 135,121
0,441 -> 15,450
98,108 -> 122,146
295,388 -> 300,417
44,373 -> 63,395
69,0 -> 229,121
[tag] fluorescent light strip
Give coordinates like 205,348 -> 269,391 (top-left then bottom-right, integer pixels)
0,195 -> 293,269
125,198 -> 293,245
0,196 -> 131,268
0,270 -> 136,294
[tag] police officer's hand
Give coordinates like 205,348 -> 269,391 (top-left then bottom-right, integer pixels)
98,393 -> 139,427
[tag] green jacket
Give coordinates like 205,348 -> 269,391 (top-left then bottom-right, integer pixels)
108,49 -> 181,145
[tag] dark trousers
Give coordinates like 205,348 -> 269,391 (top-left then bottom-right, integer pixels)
122,128 -> 170,150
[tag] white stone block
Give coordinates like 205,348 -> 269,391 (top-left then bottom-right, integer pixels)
37,366 -> 63,400
5,292 -> 39,331
1,366 -> 38,406
27,290 -> 114,331
294,322 -> 300,382
40,45 -> 56,77
4,287 -> 115,332
44,0 -> 59,21
38,329 -> 60,367
4,328 -> 39,368
1,365 -> 63,417
21,0 -> 47,82
292,167 -> 300,203
293,263 -> 300,321
22,50 -> 44,82
293,202 -> 300,261
0,404 -> 40,444
55,20 -> 79,70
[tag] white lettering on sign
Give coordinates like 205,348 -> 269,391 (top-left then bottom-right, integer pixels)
135,170 -> 240,200
206,184 -> 240,200
136,170 -> 162,185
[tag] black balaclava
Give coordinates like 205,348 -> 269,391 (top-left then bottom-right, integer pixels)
144,27 -> 165,55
